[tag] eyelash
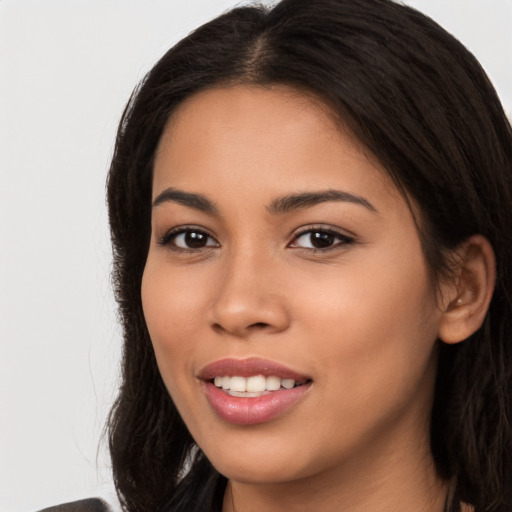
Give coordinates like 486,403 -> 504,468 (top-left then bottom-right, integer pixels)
158,226 -> 355,253
158,227 -> 219,253
288,226 -> 355,252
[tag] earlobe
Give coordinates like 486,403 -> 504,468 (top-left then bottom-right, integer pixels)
438,235 -> 496,344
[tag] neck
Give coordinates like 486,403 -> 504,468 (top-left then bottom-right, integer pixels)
224,467 -> 449,512
222,424 -> 449,512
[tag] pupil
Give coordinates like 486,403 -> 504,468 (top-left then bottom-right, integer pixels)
185,231 -> 207,248
311,231 -> 334,248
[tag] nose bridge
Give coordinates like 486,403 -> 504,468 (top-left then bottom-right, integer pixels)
209,239 -> 289,336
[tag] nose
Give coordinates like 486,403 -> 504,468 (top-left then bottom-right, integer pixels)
208,251 -> 290,338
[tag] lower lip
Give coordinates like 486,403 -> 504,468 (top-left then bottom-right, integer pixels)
203,382 -> 311,425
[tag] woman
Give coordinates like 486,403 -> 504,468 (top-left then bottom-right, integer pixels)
104,0 -> 512,510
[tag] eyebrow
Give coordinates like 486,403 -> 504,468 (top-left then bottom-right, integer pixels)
267,189 -> 377,214
152,187 -> 219,214
152,187 -> 377,216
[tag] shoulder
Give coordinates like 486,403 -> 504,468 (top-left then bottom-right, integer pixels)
38,498 -> 111,512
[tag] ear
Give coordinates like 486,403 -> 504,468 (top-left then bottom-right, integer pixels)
438,234 -> 496,344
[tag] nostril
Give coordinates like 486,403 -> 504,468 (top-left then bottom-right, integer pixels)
211,321 -> 270,335
212,323 -> 225,334
249,322 -> 270,329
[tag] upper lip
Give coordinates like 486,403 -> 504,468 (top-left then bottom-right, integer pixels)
199,357 -> 311,382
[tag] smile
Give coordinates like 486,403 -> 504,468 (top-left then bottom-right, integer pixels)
213,375 -> 306,397
200,358 -> 312,425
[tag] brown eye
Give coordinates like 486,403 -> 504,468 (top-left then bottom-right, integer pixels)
163,229 -> 219,250
290,229 -> 354,250
309,231 -> 336,249
182,231 -> 209,248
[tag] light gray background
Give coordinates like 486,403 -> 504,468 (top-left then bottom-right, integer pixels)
1,1 -> 511,511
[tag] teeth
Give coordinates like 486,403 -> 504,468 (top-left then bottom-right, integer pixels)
266,376 -> 281,391
213,375 -> 302,393
230,376 -> 246,392
246,375 -> 266,392
281,378 -> 295,389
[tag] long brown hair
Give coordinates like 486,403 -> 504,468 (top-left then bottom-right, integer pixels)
106,1 -> 512,510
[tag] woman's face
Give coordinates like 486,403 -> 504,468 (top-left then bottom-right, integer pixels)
142,85 -> 444,485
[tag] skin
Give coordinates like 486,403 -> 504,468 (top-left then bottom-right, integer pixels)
142,85 -> 476,511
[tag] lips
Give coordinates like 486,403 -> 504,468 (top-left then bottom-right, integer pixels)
199,358 -> 312,425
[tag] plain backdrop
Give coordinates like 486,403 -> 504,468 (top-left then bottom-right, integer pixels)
0,1 -> 510,511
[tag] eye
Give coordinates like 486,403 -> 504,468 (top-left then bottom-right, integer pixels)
159,228 -> 219,250
289,228 -> 354,250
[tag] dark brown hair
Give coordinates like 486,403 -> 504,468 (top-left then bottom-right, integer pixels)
106,1 -> 512,510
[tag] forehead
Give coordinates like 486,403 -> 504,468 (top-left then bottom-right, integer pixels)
152,85 -> 399,206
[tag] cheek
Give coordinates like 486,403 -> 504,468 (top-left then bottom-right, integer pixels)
141,259 -> 207,388
292,244 -> 440,394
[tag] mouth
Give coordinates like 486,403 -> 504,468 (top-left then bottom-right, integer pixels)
199,358 -> 312,425
211,375 -> 308,397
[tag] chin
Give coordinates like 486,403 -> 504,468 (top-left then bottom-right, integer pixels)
202,432 -> 347,488
199,435 -> 311,484
214,458 -> 307,485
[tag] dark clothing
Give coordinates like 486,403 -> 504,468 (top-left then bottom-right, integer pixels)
38,498 -> 110,512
